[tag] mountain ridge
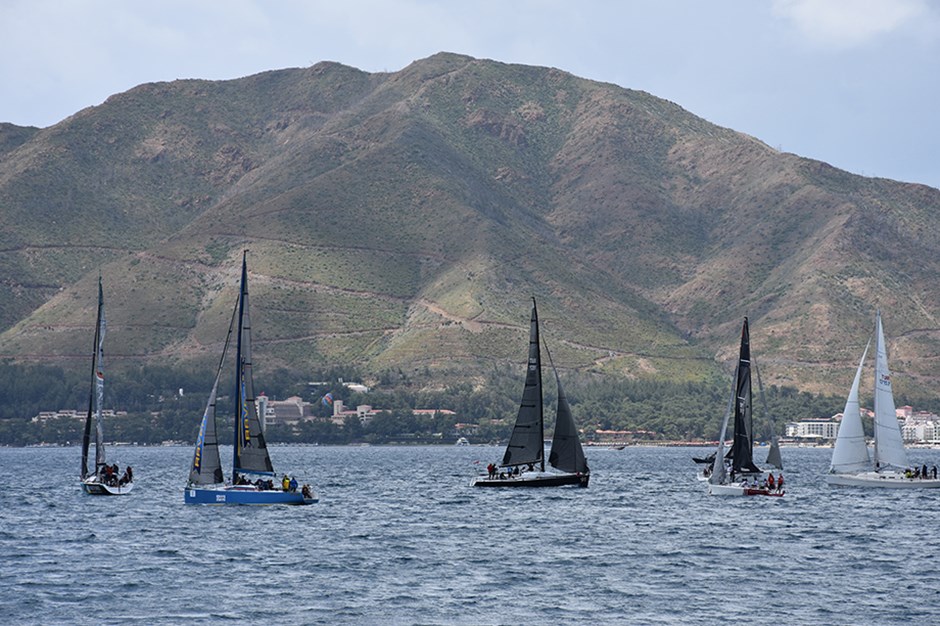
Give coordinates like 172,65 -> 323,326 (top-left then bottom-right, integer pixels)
2,52 -> 939,397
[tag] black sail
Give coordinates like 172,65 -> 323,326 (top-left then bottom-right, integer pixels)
80,277 -> 106,479
548,373 -> 588,475
501,300 -> 544,469
232,252 -> 274,476
729,317 -> 761,474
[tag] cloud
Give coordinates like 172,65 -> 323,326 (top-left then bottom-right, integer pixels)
771,0 -> 930,48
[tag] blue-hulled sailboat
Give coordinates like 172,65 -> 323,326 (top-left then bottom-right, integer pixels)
184,252 -> 317,505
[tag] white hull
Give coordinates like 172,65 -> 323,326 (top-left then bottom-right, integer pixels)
707,480 -> 784,497
708,483 -> 745,496
82,477 -> 135,495
826,471 -> 940,489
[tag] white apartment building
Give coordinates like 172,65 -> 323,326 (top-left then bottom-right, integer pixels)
785,417 -> 840,440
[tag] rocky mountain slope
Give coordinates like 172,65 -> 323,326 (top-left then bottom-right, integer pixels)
2,52 -> 939,396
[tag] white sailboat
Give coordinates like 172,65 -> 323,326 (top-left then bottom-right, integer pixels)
826,311 -> 940,488
707,318 -> 784,497
80,276 -> 134,495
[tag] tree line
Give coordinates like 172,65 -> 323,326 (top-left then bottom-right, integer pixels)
2,360 -> 934,446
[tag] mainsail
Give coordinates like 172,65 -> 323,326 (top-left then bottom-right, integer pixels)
729,318 -> 761,474
501,300 -> 545,469
829,338 -> 872,474
872,311 -> 908,470
232,252 -> 274,477
81,277 -> 107,479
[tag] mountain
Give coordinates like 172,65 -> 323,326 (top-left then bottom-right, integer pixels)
1,52 -> 939,397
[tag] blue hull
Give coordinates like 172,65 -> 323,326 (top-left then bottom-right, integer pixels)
184,486 -> 318,505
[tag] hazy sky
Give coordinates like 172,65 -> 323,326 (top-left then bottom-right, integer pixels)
2,0 -> 938,189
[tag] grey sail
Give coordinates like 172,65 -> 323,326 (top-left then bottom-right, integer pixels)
548,373 -> 588,475
187,294 -> 239,485
708,366 -> 737,485
765,437 -> 783,470
754,356 -> 783,470
233,252 -> 275,476
189,375 -> 226,485
501,300 -> 544,469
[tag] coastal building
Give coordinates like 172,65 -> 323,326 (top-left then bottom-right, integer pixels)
785,417 -> 840,441
787,407 -> 940,444
31,409 -> 124,423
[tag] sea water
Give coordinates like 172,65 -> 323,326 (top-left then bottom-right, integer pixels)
2,444 -> 939,625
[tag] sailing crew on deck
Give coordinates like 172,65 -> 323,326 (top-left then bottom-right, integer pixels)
282,474 -> 290,491
768,473 -> 776,491
777,473 -> 784,492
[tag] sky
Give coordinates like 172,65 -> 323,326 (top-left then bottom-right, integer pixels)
2,0 -> 938,189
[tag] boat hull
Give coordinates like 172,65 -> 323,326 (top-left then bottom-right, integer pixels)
184,486 -> 318,505
708,482 -> 784,497
825,472 -> 940,489
470,472 -> 589,488
81,478 -> 134,496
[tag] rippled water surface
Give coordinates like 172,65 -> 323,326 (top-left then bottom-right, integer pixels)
2,444 -> 940,624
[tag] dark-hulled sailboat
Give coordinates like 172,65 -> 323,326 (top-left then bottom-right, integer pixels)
706,317 -> 783,496
80,277 -> 134,495
184,252 -> 317,505
471,299 -> 590,488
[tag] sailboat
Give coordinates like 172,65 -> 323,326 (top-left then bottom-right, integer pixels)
826,311 -> 940,488
695,322 -> 782,477
470,299 -> 590,488
80,277 -> 134,495
706,317 -> 784,497
184,252 -> 317,505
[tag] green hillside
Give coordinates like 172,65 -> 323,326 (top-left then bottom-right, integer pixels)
1,52 -> 939,398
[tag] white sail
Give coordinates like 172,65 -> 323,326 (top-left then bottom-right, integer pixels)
872,312 -> 908,470
829,339 -> 871,473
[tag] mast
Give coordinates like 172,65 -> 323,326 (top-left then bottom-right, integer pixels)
233,252 -> 248,478
535,299 -> 544,472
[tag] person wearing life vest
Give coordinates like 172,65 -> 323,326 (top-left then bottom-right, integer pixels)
767,473 -> 776,491
777,473 -> 784,493
282,474 -> 290,491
